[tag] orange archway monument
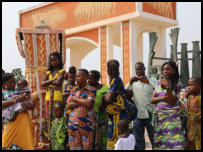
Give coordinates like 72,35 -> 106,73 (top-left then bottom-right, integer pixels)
16,2 -> 178,144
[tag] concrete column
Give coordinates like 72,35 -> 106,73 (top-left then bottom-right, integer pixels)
107,25 -> 114,60
99,26 -> 108,85
136,33 -> 143,62
160,26 -> 166,58
129,20 -> 137,77
121,20 -> 131,86
120,22 -> 123,79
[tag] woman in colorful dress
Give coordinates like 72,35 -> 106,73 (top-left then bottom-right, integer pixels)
151,61 -> 184,150
88,70 -> 108,150
102,59 -> 136,150
41,52 -> 65,140
2,73 -> 34,150
66,69 -> 96,150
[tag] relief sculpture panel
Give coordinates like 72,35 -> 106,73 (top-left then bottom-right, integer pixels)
143,2 -> 176,20
74,2 -> 116,22
32,5 -> 66,29
20,2 -> 136,29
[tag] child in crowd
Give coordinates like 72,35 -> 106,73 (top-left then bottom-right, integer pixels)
125,89 -> 137,120
2,79 -> 32,121
18,79 -> 30,92
114,119 -> 136,150
63,66 -> 77,117
184,77 -> 201,150
178,86 -> 189,140
63,66 -> 77,100
125,89 -> 138,135
49,102 -> 69,150
125,89 -> 134,99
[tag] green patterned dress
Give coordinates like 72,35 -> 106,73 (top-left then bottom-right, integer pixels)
93,85 -> 108,150
50,117 -> 68,150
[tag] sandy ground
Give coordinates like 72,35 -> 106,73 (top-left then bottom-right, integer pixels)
130,121 -> 153,150
145,128 -> 153,150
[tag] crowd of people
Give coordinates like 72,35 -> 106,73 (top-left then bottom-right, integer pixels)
2,52 -> 201,150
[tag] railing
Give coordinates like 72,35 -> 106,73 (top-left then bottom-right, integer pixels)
148,28 -> 201,86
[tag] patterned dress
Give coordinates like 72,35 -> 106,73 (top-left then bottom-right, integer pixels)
50,117 -> 69,150
153,81 -> 184,150
106,77 -> 137,150
2,88 -> 20,123
67,84 -> 96,150
186,95 -> 201,150
93,85 -> 108,150
178,89 -> 188,117
2,87 -> 31,121
178,89 -> 188,136
42,69 -> 65,140
2,88 -> 34,150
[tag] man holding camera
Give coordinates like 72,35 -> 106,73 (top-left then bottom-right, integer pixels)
126,62 -> 157,150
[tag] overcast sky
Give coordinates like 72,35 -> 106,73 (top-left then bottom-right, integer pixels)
2,2 -> 201,78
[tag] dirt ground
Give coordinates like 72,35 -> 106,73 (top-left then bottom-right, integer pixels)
145,128 -> 153,150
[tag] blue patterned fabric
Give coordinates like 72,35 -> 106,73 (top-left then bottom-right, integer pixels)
106,77 -> 137,150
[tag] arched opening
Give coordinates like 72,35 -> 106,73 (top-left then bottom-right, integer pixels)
66,37 -> 98,71
65,48 -> 70,71
81,48 -> 100,71
143,32 -> 150,73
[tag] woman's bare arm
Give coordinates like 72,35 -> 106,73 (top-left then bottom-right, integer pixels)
165,88 -> 178,106
52,71 -> 65,87
66,102 -> 79,109
72,96 -> 94,108
103,92 -> 116,103
151,92 -> 166,104
2,95 -> 26,109
41,74 -> 56,87
62,92 -> 70,97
